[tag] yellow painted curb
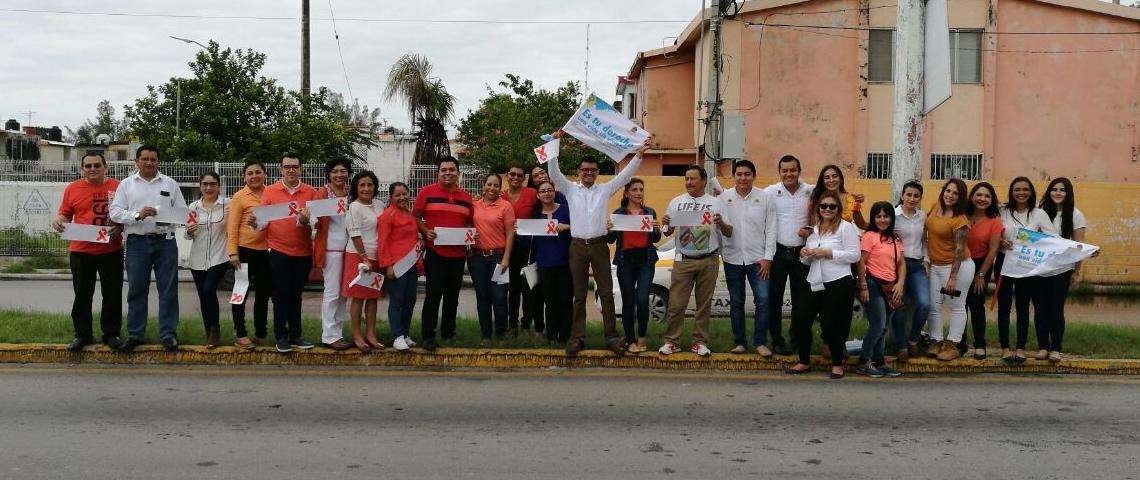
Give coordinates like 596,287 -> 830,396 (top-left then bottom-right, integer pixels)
1,343 -> 1139,374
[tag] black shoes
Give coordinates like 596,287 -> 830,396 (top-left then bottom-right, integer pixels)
67,337 -> 92,352
117,338 -> 142,353
102,336 -> 122,351
290,339 -> 315,350
605,337 -> 626,357
161,337 -> 179,352
565,337 -> 585,356
422,338 -> 438,352
276,339 -> 293,353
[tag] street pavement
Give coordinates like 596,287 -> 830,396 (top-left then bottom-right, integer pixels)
1,365 -> 1137,479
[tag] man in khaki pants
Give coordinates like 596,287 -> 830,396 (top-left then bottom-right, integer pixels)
659,165 -> 731,357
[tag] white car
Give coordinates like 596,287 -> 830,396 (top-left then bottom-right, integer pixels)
604,238 -> 860,323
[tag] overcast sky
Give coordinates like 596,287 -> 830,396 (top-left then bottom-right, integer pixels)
0,0 -> 700,135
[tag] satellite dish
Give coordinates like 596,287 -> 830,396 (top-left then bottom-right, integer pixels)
95,134 -> 111,145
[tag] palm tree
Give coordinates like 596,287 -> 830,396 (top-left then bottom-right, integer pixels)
383,54 -> 455,167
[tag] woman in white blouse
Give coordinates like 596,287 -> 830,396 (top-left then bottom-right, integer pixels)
787,190 -> 861,379
1034,177 -> 1090,362
342,171 -> 386,352
996,177 -> 1051,362
186,172 -> 230,349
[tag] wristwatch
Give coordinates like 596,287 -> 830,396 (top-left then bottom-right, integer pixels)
134,212 -> 142,221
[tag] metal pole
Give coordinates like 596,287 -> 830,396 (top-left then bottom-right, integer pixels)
889,0 -> 925,201
176,78 -> 182,138
302,0 -> 311,100
704,1 -> 723,193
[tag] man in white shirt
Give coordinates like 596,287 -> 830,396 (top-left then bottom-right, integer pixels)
718,159 -> 778,357
109,145 -> 188,352
548,132 -> 646,357
658,165 -> 731,357
763,155 -> 814,355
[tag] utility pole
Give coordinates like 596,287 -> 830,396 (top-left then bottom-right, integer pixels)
21,111 -> 35,126
889,0 -> 926,201
703,0 -> 725,192
302,0 -> 311,101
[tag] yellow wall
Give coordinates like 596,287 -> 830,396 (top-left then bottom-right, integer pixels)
598,175 -> 1140,284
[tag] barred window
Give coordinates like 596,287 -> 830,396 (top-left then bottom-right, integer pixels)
930,153 -> 983,180
864,153 -> 892,179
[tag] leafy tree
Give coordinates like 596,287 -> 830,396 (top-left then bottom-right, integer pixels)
328,92 -> 382,134
383,54 -> 454,166
124,41 -> 371,163
456,74 -> 596,174
74,100 -> 130,145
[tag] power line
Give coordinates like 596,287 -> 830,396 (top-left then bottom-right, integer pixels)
0,8 -> 689,24
748,21 -> 1140,35
327,0 -> 353,101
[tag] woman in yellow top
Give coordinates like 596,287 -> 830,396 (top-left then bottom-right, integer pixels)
225,160 -> 271,349
924,178 -> 975,361
808,164 -> 867,230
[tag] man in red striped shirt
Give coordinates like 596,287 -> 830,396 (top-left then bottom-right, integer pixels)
258,154 -> 318,353
414,156 -> 474,351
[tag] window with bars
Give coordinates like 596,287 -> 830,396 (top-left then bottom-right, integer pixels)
864,153 -> 892,179
930,153 -> 983,180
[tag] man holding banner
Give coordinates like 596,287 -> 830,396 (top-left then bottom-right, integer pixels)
53,152 -> 124,352
548,100 -> 649,355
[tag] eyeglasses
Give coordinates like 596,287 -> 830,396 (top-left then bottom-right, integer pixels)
82,163 -> 102,169
508,172 -> 525,178
818,203 -> 839,211
201,182 -> 219,187
281,165 -> 301,170
579,168 -> 599,174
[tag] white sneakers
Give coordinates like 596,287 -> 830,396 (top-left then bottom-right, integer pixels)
658,342 -> 712,356
690,343 -> 712,357
393,336 -> 410,351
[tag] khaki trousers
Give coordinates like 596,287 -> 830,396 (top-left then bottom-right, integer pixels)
663,255 -> 719,345
569,238 -> 618,339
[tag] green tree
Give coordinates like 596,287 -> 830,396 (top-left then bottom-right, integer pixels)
456,74 -> 594,174
73,100 -> 130,145
328,92 -> 382,134
383,54 -> 454,166
124,41 -> 371,163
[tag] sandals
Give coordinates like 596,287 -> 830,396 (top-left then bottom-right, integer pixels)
234,337 -> 255,350
627,343 -> 646,354
366,338 -> 386,351
1000,348 -> 1015,363
784,364 -> 813,375
354,339 -> 372,353
973,348 -> 986,360
1014,349 -> 1028,363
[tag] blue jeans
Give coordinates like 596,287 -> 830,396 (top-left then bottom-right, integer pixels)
125,235 -> 179,342
617,258 -> 654,343
386,267 -> 417,341
191,262 -> 231,331
902,258 -> 932,343
724,262 -> 771,348
862,276 -> 891,364
468,254 -> 508,338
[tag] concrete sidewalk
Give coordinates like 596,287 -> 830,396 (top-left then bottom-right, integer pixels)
2,343 -> 1138,375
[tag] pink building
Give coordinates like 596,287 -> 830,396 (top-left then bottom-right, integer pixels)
619,0 -> 1140,182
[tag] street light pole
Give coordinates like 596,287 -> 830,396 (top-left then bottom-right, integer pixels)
169,36 -> 206,140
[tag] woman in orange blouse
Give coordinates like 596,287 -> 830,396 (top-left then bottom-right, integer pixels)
377,182 -> 419,351
225,160 -> 270,349
469,173 -> 515,341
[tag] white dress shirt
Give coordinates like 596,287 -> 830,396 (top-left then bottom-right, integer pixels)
719,186 -> 777,264
548,154 -> 643,240
894,205 -> 927,261
801,220 -> 861,291
185,197 -> 230,270
109,172 -> 188,235
1039,207 -> 1088,277
999,205 -> 1051,240
764,181 -> 814,247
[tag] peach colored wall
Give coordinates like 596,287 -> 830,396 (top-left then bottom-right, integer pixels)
638,53 -> 696,151
988,0 -> 1140,182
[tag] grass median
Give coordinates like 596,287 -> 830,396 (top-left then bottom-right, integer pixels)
2,308 -> 1139,359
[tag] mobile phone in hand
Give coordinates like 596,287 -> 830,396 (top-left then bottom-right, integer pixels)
940,287 -> 962,297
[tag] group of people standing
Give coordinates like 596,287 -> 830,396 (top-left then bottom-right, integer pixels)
54,143 -> 1092,377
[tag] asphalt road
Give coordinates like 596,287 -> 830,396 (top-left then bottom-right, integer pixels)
1,366 -> 1138,479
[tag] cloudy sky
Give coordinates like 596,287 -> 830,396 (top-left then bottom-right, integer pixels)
0,0 -> 701,135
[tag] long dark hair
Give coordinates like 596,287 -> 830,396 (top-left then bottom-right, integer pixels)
866,201 -> 897,242
897,180 -> 923,207
528,165 -> 548,189
387,181 -> 409,208
932,178 -> 968,217
810,164 -> 847,208
531,180 -> 557,218
966,182 -> 1000,219
1006,176 -> 1037,212
347,170 -> 380,204
620,177 -> 646,209
1041,177 -> 1076,239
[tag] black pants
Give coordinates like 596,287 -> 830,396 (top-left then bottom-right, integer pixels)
995,252 -> 1035,349
1034,271 -> 1073,352
191,262 -> 231,331
964,257 -> 992,348
508,242 -> 544,332
422,249 -> 465,340
768,244 -> 810,348
69,250 -> 124,341
795,276 -> 855,366
232,246 -> 271,339
539,265 -> 573,343
268,250 -> 310,343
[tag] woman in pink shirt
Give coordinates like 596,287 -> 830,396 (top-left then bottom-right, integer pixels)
377,182 -> 420,351
856,202 -> 906,378
470,173 -> 515,341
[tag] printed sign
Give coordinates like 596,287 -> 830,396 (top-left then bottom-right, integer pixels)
1000,228 -> 1099,278
561,94 -> 651,162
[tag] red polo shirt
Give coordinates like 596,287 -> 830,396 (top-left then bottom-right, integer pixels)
414,182 -> 473,258
261,181 -> 317,257
58,177 -> 122,255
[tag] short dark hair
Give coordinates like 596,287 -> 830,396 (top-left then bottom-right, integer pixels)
577,156 -> 600,168
778,154 -> 801,171
81,151 -> 106,166
199,171 -> 221,183
280,154 -> 301,164
686,164 -> 708,181
865,201 -> 897,242
348,170 -> 380,204
243,160 -> 265,174
437,155 -> 460,171
508,164 -> 526,173
733,159 -> 756,175
136,144 -> 159,159
324,157 -> 352,180
897,180 -> 924,206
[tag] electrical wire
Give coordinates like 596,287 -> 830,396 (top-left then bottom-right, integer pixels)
748,21 -> 1140,35
327,0 -> 353,101
0,8 -> 690,24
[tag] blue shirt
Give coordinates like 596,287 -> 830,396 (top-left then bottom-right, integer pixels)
532,203 -> 571,268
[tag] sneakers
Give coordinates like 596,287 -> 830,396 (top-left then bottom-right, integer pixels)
1048,350 -> 1062,362
422,337 -> 438,352
1034,349 -> 1049,360
690,343 -> 712,357
161,336 -> 179,352
605,337 -> 626,357
275,339 -> 293,353
876,364 -> 903,377
290,339 -> 315,350
730,345 -> 747,355
856,362 -> 884,378
404,336 -> 417,347
755,345 -> 773,358
67,337 -> 92,352
658,342 -> 681,355
565,337 -> 585,356
936,341 -> 961,361
393,336 -> 410,351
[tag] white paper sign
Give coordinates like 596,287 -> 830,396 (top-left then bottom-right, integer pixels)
561,94 -> 651,162
392,247 -> 419,278
228,264 -> 250,305
435,227 -> 476,246
491,264 -> 510,285
351,271 -> 385,291
154,204 -> 191,225
668,211 -> 713,227
533,138 -> 560,164
611,214 -> 654,232
307,197 -> 348,218
252,201 -> 301,225
516,219 -> 559,236
60,223 -> 113,243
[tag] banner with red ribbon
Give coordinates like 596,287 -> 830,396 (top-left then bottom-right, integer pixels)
515,219 -> 560,236
307,197 -> 348,218
610,214 -> 654,232
60,223 -> 112,243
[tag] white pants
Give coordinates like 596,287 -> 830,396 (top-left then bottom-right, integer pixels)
927,260 -> 975,342
320,251 -> 347,343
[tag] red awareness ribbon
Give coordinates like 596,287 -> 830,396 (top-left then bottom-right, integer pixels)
370,275 -> 383,289
287,202 -> 300,216
187,211 -> 198,225
230,293 -> 243,303
701,212 -> 712,225
336,199 -> 347,214
640,217 -> 652,231
535,146 -> 547,161
464,229 -> 475,243
546,221 -> 557,234
96,228 -> 108,242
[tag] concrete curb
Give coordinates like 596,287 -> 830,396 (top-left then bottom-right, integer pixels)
2,344 -> 1138,375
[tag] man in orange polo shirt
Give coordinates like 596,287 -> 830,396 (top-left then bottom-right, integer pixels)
258,154 -> 318,353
